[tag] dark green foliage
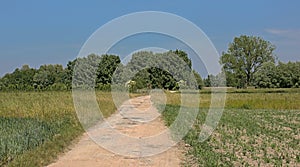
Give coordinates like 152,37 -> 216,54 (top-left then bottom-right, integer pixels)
0,54 -> 122,91
0,65 -> 37,91
7,44 -> 300,91
33,64 -> 65,90
220,35 -> 276,88
172,49 -> 192,69
276,61 -> 300,88
253,61 -> 300,88
214,35 -> 299,88
96,55 -> 121,84
134,67 -> 178,90
115,50 -> 201,91
253,62 -> 277,88
0,50 -> 202,91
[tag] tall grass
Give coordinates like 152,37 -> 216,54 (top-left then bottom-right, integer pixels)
163,88 -> 300,110
0,91 -> 127,166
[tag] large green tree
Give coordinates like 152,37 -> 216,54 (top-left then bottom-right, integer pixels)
71,54 -> 121,89
96,54 -> 121,84
116,50 -> 200,90
172,49 -> 192,69
220,35 -> 276,88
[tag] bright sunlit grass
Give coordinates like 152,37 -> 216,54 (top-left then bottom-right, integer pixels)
0,91 -> 138,166
0,88 -> 299,166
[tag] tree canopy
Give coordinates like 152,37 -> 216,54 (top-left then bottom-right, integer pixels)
253,61 -> 300,88
220,35 -> 276,88
1,41 -> 298,91
0,50 -> 203,91
113,50 -> 200,90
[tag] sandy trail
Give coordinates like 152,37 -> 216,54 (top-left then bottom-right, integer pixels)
48,95 -> 183,167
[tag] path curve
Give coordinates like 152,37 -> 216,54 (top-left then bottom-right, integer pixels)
48,95 -> 183,167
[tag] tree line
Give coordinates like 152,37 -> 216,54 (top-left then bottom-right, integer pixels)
1,35 -> 299,91
203,60 -> 300,88
0,50 -> 203,91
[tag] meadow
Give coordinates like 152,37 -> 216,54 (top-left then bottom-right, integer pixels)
0,88 -> 299,166
161,88 -> 300,166
0,91 -> 120,166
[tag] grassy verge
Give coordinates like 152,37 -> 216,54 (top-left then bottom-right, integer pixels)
0,91 -> 139,166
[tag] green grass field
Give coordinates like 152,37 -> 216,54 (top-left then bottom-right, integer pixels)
0,89 -> 299,166
160,88 -> 300,166
0,91 -> 123,166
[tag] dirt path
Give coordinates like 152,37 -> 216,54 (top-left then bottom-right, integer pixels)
48,95 -> 183,167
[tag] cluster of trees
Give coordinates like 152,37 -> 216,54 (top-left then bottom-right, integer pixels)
253,61 -> 300,88
0,54 -> 120,91
209,35 -> 299,88
71,54 -> 121,91
1,35 -> 298,91
0,64 -> 70,91
0,50 -> 203,91
112,50 -> 202,91
203,60 -> 300,88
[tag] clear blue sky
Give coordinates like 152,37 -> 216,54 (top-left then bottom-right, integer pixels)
1,0 -> 299,76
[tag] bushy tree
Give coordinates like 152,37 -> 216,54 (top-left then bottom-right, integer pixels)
172,49 -> 192,69
0,65 -> 37,90
33,64 -> 64,90
115,50 -> 200,90
72,54 -> 121,90
96,54 -> 121,84
276,61 -> 300,88
220,35 -> 276,88
253,62 -> 277,88
253,61 -> 300,88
